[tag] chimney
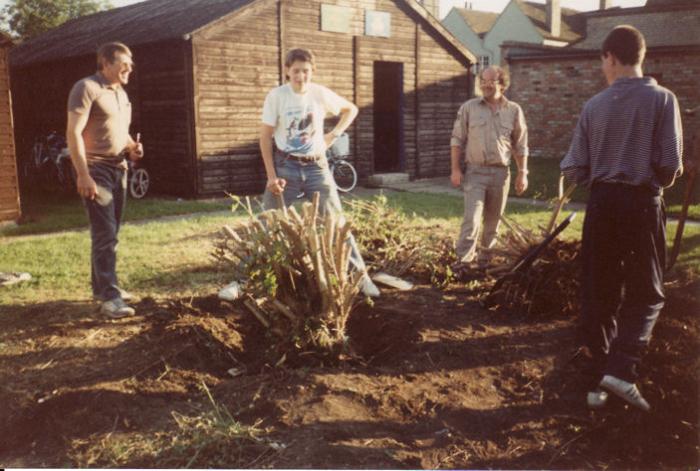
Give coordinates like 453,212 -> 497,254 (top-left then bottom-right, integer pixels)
546,0 -> 561,37
599,0 -> 613,9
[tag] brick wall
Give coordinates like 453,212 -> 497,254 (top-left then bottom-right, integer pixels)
506,48 -> 700,161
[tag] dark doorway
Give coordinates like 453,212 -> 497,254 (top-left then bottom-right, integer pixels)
373,61 -> 404,172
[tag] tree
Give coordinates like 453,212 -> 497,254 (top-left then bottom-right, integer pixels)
0,0 -> 112,40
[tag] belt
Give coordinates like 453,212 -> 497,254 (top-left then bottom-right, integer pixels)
275,151 -> 322,163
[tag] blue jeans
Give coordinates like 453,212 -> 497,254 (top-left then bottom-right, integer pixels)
83,163 -> 127,302
580,182 -> 666,383
262,155 -> 367,273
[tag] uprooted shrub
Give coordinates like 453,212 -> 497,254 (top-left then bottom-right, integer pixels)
483,214 -> 581,318
344,195 -> 458,287
212,193 -> 363,356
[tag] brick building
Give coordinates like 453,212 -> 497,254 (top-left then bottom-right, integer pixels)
503,0 -> 700,160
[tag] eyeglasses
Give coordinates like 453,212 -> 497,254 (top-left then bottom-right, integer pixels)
480,80 -> 499,86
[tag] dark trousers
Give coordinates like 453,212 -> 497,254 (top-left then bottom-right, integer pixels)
580,182 -> 666,383
83,163 -> 127,302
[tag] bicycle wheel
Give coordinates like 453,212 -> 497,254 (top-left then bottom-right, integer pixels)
129,168 -> 150,199
331,159 -> 357,193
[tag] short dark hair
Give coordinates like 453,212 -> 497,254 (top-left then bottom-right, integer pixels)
284,48 -> 315,69
601,25 -> 646,66
480,65 -> 510,89
96,42 -> 132,70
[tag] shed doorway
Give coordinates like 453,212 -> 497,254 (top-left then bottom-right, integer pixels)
373,61 -> 404,172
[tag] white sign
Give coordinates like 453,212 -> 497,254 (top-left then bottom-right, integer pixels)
365,10 -> 391,38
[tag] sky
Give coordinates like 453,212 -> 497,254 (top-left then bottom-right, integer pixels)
0,0 -> 649,23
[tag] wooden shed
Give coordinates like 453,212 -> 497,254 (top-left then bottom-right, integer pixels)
0,32 -> 20,222
10,0 -> 475,197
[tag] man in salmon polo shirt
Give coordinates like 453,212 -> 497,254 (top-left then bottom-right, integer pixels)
67,42 -> 144,319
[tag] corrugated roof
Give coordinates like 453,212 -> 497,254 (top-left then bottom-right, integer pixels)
11,0 -> 476,68
10,0 -> 255,68
516,0 -> 585,43
455,8 -> 499,36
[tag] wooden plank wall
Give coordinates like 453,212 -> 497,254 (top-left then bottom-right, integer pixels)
351,2 -> 419,178
10,41 -> 194,196
192,0 -> 470,195
10,55 -> 93,184
135,42 -> 194,195
416,24 -> 471,178
192,0 -> 280,195
0,45 -> 21,222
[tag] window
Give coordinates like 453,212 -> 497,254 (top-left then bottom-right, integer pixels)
472,55 -> 490,74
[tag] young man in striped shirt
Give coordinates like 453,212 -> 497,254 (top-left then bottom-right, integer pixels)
561,25 -> 683,411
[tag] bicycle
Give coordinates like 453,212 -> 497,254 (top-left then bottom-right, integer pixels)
26,131 -> 151,199
326,132 -> 357,193
25,131 -> 75,193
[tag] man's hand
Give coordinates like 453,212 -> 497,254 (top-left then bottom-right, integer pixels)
266,177 -> 287,195
128,133 -> 144,161
76,173 -> 98,200
128,142 -> 144,161
450,170 -> 463,188
515,171 -> 528,195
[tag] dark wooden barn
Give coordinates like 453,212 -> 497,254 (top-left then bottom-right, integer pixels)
0,32 -> 20,222
10,0 -> 475,197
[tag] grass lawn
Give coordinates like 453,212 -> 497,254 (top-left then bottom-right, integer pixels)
0,190 -> 232,237
1,191 -> 698,307
518,158 -> 700,219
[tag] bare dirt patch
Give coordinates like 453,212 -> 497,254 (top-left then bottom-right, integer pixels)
1,280 -> 698,468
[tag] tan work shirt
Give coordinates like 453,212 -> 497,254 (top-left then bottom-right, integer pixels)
67,73 -> 132,167
451,96 -> 528,167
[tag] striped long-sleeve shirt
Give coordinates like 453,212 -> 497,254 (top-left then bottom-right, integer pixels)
561,77 -> 683,193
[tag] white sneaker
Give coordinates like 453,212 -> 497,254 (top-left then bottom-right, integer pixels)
600,375 -> 651,411
360,275 -> 380,298
118,288 -> 134,302
586,388 -> 609,409
218,281 -> 244,301
101,298 -> 135,319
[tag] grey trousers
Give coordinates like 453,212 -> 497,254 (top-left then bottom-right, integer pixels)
455,165 -> 510,262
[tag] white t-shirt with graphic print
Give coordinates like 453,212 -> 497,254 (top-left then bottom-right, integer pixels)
262,83 -> 347,157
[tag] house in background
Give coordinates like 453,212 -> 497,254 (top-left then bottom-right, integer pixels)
442,0 -> 586,67
10,0 -> 473,198
503,0 -> 700,159
442,6 -> 498,69
0,31 -> 20,223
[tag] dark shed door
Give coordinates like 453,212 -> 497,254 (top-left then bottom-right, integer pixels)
373,61 -> 404,172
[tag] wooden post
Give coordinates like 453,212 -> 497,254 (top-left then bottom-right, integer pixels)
353,36 -> 360,173
278,0 -> 285,86
414,24 -> 421,179
183,38 -> 199,197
